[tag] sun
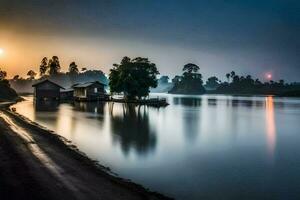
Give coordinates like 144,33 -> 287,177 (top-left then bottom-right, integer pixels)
0,48 -> 4,55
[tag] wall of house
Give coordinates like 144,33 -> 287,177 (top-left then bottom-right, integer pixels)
35,82 -> 61,100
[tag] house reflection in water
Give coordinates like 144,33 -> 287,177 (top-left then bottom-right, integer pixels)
34,100 -> 59,111
265,96 -> 276,160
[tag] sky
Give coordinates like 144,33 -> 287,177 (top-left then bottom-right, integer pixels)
0,0 -> 299,81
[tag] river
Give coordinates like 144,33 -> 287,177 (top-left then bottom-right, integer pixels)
13,94 -> 300,200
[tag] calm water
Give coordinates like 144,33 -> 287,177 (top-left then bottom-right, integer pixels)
14,95 -> 300,200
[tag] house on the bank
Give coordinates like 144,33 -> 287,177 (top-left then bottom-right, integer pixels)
60,88 -> 74,101
32,79 -> 64,101
72,81 -> 107,101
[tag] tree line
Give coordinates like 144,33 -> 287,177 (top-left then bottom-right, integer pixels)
2,55 -> 300,99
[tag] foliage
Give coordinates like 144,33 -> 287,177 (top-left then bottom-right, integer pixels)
169,63 -> 205,94
0,68 -> 18,101
205,76 -> 220,90
48,56 -> 61,75
109,56 -> 159,99
0,68 -> 7,80
213,72 -> 300,96
68,62 -> 79,75
39,57 -> 48,76
27,70 -> 37,80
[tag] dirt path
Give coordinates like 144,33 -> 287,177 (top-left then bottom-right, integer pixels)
0,109 -> 171,200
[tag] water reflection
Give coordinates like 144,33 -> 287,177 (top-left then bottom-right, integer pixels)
265,96 -> 276,160
173,97 -> 202,106
110,104 -> 157,156
73,101 -> 104,115
34,100 -> 59,111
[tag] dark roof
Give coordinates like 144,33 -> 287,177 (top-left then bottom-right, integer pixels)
72,81 -> 106,88
32,79 -> 65,89
60,88 -> 74,92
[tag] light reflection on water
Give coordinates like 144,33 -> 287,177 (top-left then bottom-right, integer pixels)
14,95 -> 300,200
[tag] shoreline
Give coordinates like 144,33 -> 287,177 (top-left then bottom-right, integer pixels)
0,103 -> 172,200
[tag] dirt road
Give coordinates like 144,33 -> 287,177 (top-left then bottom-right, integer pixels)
0,109 -> 171,200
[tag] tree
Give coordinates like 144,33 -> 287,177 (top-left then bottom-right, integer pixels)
48,56 -> 61,75
69,62 -> 79,75
27,70 -> 37,80
81,67 -> 87,72
226,73 -> 230,82
158,76 -> 169,84
0,68 -> 7,81
40,57 -> 48,76
109,56 -> 159,99
230,71 -> 236,78
183,63 -> 200,74
205,76 -> 220,90
13,75 -> 20,80
169,63 -> 205,94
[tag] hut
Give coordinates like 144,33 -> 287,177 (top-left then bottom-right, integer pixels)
73,81 -> 107,101
32,79 -> 64,101
60,88 -> 74,101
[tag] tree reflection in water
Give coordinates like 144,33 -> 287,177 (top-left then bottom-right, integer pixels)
109,104 -> 157,156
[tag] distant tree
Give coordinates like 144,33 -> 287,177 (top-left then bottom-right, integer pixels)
205,76 -> 220,90
226,73 -> 230,82
48,56 -> 61,75
169,63 -> 205,94
230,71 -> 236,79
40,57 -> 48,76
81,67 -> 87,72
158,76 -> 169,84
109,56 -> 159,99
27,70 -> 37,80
69,62 -> 79,75
13,75 -> 20,81
0,68 -> 7,81
183,63 -> 200,74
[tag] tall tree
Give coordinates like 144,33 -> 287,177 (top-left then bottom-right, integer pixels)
183,63 -> 200,74
40,57 -> 48,76
48,56 -> 61,75
27,70 -> 37,80
230,71 -> 236,78
169,63 -> 205,94
226,73 -> 230,82
109,56 -> 159,99
69,62 -> 79,75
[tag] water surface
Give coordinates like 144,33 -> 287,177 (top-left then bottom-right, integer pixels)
14,95 -> 300,200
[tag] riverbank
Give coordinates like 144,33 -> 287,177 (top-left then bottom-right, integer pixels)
0,105 -> 172,200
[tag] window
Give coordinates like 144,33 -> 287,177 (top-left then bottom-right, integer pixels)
94,88 -> 98,93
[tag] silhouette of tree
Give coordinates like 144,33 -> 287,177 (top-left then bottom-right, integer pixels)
48,56 -> 61,75
158,76 -> 169,84
230,71 -> 236,78
39,57 -> 48,76
27,70 -> 37,80
69,62 -> 79,75
205,76 -> 220,90
81,67 -> 87,72
109,56 -> 159,99
183,63 -> 200,73
0,68 -> 7,81
169,63 -> 205,94
226,73 -> 230,82
13,75 -> 20,80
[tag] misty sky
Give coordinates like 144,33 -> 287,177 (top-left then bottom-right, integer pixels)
0,0 -> 299,81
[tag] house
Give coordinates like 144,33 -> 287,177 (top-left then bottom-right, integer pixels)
32,79 -> 64,101
60,88 -> 74,101
72,81 -> 107,101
